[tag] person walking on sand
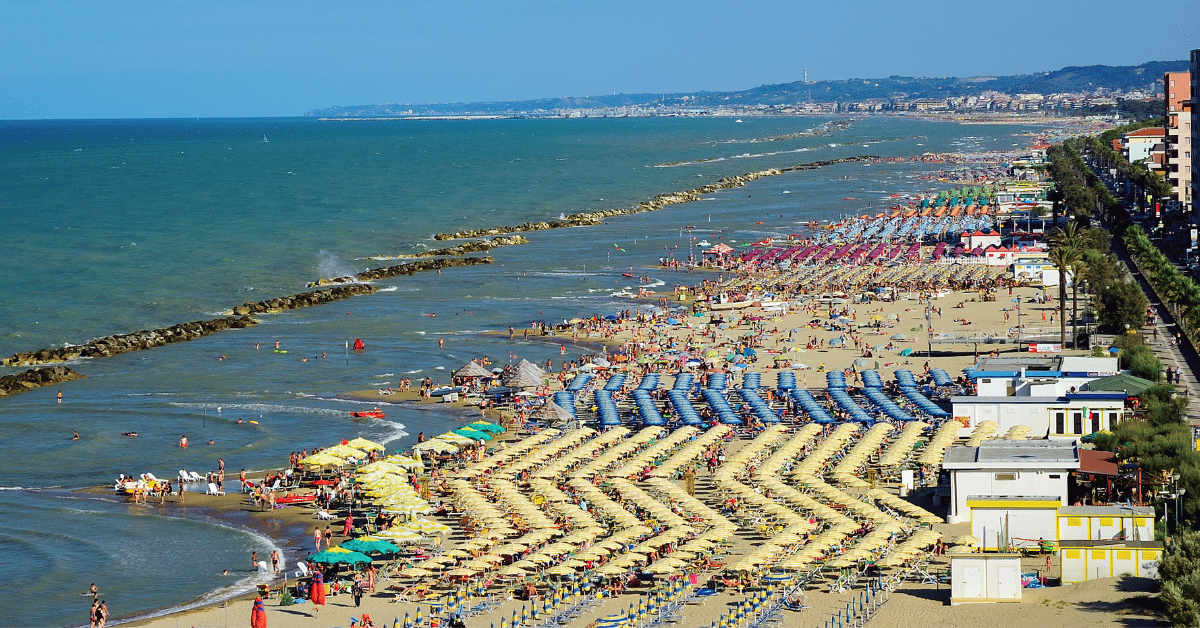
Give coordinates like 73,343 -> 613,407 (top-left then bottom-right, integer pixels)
314,526 -> 322,552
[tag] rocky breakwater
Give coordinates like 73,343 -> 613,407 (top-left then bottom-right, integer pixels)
1,257 -> 495,387
409,235 -> 527,258
2,315 -> 258,368
308,255 -> 495,287
0,366 -> 86,397
433,156 -> 875,240
236,283 -> 379,314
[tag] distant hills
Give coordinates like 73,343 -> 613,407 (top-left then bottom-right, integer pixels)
306,60 -> 1188,118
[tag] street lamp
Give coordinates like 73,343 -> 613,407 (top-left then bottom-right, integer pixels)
1172,472 -> 1184,532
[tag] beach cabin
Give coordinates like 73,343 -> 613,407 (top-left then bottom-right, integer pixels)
942,440 -> 1078,525
951,394 -> 1125,439
1058,542 -> 1162,583
962,230 -> 1002,250
1012,254 -> 1053,285
1056,505 -> 1155,542
950,554 -> 1023,605
968,496 -> 1061,551
984,245 -> 1018,267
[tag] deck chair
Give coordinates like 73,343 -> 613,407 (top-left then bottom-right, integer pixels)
316,510 -> 336,520
187,471 -> 204,482
294,561 -> 310,579
205,482 -> 225,496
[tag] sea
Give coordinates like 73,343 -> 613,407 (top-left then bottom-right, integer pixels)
0,114 -> 1045,627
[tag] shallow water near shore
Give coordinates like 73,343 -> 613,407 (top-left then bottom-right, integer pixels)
0,115 -> 1046,626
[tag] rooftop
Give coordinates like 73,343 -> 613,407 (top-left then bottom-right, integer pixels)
943,439 -> 1080,470
1077,449 -> 1120,476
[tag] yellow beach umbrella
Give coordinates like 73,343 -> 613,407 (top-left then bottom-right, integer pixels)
347,437 -> 386,451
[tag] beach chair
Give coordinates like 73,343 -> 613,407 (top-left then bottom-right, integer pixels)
187,471 -> 204,482
205,482 -> 225,496
316,510 -> 335,520
294,561 -> 310,579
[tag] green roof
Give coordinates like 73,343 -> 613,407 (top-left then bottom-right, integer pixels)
1085,373 -> 1155,396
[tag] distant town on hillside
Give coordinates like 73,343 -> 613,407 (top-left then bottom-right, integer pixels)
307,60 -> 1188,119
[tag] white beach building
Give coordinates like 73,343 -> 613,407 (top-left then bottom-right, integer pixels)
942,440 -> 1079,526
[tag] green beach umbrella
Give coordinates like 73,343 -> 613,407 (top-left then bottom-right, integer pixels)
453,427 -> 492,441
339,538 -> 399,556
468,421 -> 505,434
310,547 -> 373,564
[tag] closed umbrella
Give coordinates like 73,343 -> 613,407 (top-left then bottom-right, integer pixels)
251,596 -> 267,628
311,571 -> 326,607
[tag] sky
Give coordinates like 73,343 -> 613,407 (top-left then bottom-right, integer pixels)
1,0 -> 1197,119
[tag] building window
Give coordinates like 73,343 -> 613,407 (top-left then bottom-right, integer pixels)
1072,412 -> 1083,434
1090,412 -> 1100,433
995,473 -> 1017,481
1055,411 -> 1065,434
1049,474 -> 1061,479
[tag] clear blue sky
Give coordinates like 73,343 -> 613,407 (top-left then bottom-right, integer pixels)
1,0 -> 1196,119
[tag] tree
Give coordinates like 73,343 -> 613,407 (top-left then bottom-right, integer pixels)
1048,246 -> 1081,347
1069,255 -> 1087,348
1146,171 -> 1174,204
1160,529 -> 1200,627
1124,345 -> 1162,382
1097,279 -> 1149,333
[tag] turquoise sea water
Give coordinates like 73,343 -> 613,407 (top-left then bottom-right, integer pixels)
0,116 -> 1039,626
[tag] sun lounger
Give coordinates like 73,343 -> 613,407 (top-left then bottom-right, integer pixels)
205,482 -> 225,496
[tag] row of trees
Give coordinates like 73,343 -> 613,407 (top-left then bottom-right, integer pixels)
1043,148 -> 1149,343
1063,124 -> 1198,626
1125,226 -> 1200,339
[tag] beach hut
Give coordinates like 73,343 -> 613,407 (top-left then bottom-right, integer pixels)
454,361 -> 493,379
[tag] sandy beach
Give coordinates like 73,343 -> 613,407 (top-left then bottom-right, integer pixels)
107,267 -> 1171,628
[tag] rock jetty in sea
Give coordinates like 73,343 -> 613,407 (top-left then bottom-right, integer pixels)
408,235 -> 528,258
432,156 -> 875,240
308,255 -> 494,287
2,256 -> 496,370
1,315 -> 258,367
0,366 -> 86,397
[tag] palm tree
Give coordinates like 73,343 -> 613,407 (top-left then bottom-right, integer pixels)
1047,222 -> 1081,251
1145,172 -> 1174,206
1049,223 -> 1086,348
1048,246 -> 1082,349
1068,256 -> 1087,349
